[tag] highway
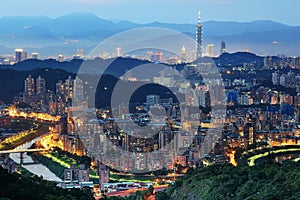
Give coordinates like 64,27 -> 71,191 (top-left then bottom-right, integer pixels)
248,146 -> 300,166
96,185 -> 168,199
0,148 -> 48,154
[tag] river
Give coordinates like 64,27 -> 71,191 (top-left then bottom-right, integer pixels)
9,135 -> 62,182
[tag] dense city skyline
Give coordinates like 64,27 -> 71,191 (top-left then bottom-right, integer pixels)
1,2 -> 300,199
1,0 -> 300,26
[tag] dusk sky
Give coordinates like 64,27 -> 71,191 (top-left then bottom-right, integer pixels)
1,0 -> 300,25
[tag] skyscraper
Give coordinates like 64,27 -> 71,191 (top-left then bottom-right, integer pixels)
206,44 -> 214,57
181,46 -> 186,61
73,77 -> 84,107
116,47 -> 122,57
56,80 -> 65,97
220,41 -> 226,55
36,76 -> 46,95
64,76 -> 73,102
36,75 -> 46,106
196,11 -> 203,59
15,49 -> 27,63
24,74 -> 35,96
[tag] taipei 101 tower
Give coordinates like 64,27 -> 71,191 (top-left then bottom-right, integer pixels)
196,11 -> 203,59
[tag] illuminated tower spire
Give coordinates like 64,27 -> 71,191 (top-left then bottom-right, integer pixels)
196,11 -> 203,59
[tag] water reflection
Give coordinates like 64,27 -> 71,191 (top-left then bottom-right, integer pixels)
9,136 -> 62,182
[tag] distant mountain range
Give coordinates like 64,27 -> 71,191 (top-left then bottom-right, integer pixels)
0,12 -> 299,56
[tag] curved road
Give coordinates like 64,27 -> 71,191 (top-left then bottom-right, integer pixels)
248,146 -> 300,166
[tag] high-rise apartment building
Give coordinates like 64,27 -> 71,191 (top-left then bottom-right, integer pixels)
36,76 -> 46,95
73,77 -> 84,107
24,74 -> 35,96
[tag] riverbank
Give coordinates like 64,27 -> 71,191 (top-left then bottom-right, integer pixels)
31,153 -> 65,179
0,122 -> 49,151
32,147 -> 155,184
9,135 -> 62,182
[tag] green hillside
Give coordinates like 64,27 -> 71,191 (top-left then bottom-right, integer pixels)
156,162 -> 300,200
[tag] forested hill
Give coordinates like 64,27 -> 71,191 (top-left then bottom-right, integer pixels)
156,162 -> 300,200
0,167 -> 94,200
0,52 -> 264,73
0,57 -> 150,75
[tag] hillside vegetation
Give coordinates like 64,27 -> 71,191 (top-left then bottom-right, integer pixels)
156,162 -> 300,200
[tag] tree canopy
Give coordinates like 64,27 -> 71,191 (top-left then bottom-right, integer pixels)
0,167 -> 94,200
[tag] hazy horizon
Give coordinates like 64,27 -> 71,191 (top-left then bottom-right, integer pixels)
1,0 -> 299,26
